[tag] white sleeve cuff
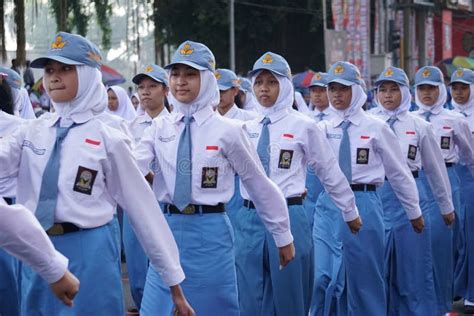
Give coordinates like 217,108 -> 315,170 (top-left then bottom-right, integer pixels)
406,206 -> 423,220
151,265 -> 186,287
272,230 -> 294,248
39,252 -> 69,284
342,207 -> 360,222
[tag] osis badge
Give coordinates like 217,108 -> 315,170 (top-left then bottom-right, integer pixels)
278,149 -> 294,169
356,148 -> 369,164
407,145 -> 417,160
73,166 -> 98,195
201,167 -> 218,189
440,136 -> 451,150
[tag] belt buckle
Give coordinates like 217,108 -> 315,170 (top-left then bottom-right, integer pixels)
182,205 -> 196,215
47,224 -> 64,236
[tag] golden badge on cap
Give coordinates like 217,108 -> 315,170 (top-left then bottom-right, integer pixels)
214,71 -> 221,80
262,54 -> 273,64
422,69 -> 430,78
456,69 -> 464,77
88,51 -> 102,63
315,72 -> 322,81
51,36 -> 66,49
145,65 -> 154,73
385,68 -> 394,77
180,43 -> 193,56
334,64 -> 344,75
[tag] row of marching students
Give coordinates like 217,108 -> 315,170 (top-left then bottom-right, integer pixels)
0,31 -> 473,316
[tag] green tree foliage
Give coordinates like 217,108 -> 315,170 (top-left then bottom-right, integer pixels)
155,0 -> 326,74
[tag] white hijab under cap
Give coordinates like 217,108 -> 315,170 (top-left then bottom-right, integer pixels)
133,92 -> 145,115
46,65 -> 107,125
168,69 -> 220,117
451,83 -> 474,113
375,83 -> 412,117
251,70 -> 294,116
106,85 -> 137,121
415,84 -> 447,114
329,84 -> 367,119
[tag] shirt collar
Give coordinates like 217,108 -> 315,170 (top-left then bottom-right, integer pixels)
222,104 -> 239,119
257,107 -> 289,124
332,107 -> 364,127
173,105 -> 214,126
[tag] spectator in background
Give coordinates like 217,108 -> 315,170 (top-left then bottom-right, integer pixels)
23,60 -> 35,92
11,59 -> 19,75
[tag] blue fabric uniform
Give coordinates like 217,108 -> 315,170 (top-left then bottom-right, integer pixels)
0,249 -> 20,316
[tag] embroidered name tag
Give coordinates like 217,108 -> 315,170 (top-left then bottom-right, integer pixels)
201,167 -> 218,188
248,132 -> 259,139
73,166 -> 98,195
327,133 -> 342,139
22,140 -> 46,155
356,148 -> 369,164
440,136 -> 451,150
278,149 -> 294,169
407,144 -> 417,160
158,135 -> 176,142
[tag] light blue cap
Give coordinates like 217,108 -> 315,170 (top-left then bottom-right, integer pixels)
132,64 -> 169,86
414,66 -> 443,87
248,52 -> 292,79
31,32 -> 103,69
0,66 -> 21,89
308,72 -> 328,87
327,61 -> 363,86
375,66 -> 409,87
239,77 -> 252,92
215,68 -> 240,90
449,68 -> 474,85
165,40 -> 215,72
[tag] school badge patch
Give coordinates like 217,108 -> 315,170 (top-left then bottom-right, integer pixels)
422,69 -> 430,78
440,136 -> 451,150
278,149 -> 294,169
180,43 -> 194,56
407,145 -> 417,160
262,54 -> 273,64
356,148 -> 369,164
456,69 -> 464,77
51,36 -> 66,49
73,166 -> 98,195
201,167 -> 218,189
334,64 -> 344,75
385,68 -> 394,77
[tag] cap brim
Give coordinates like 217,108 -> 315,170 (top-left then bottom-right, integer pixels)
328,78 -> 355,86
218,84 -> 233,91
415,80 -> 442,87
30,56 -> 84,69
164,61 -> 207,71
309,83 -> 327,88
374,78 -> 407,86
132,73 -> 167,85
248,68 -> 287,78
448,79 -> 471,85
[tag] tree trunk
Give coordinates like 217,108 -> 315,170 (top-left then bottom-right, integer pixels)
59,0 -> 68,31
153,0 -> 161,64
14,0 -> 26,66
0,0 -> 6,63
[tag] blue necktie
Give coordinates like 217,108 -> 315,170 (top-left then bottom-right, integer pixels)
339,120 -> 352,183
173,116 -> 193,211
461,111 -> 468,118
387,116 -> 398,133
423,111 -> 432,122
257,117 -> 271,175
316,112 -> 326,122
35,123 -> 75,230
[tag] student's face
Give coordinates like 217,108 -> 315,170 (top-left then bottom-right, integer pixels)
43,61 -> 78,103
377,81 -> 402,111
169,64 -> 201,104
253,70 -> 279,107
107,89 -> 119,111
328,82 -> 352,110
451,82 -> 470,105
131,96 -> 140,109
416,84 -> 439,106
309,86 -> 329,111
218,87 -> 238,109
137,77 -> 168,111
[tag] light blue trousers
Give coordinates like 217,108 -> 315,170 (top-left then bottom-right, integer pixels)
304,167 -> 324,229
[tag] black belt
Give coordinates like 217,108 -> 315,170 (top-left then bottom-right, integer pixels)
243,196 -> 303,209
164,203 -> 225,215
47,223 -> 83,236
3,197 -> 14,205
445,162 -> 454,168
412,170 -> 419,178
350,184 -> 376,191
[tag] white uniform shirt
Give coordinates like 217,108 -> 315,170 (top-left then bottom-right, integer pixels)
413,108 -> 474,175
0,198 -> 68,284
218,104 -> 258,122
95,112 -> 132,139
134,105 -> 293,247
128,109 -> 170,145
307,106 -> 338,122
372,110 -> 454,214
0,111 -> 25,197
320,108 -> 422,220
0,113 -> 184,286
452,105 -> 474,149
241,108 -> 358,221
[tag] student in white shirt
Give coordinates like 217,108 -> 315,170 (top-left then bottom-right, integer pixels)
413,65 -> 474,315
134,40 -> 295,316
372,66 -> 455,315
235,52 -> 361,316
0,32 -> 194,316
312,61 -> 423,316
106,85 -> 137,122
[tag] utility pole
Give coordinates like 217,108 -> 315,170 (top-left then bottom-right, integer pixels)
229,0 -> 235,71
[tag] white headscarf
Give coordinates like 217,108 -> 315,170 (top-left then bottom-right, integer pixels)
14,88 -> 36,119
251,70 -> 294,116
106,85 -> 137,121
167,69 -> 220,117
414,84 -> 447,114
451,83 -> 474,113
375,83 -> 412,116
243,91 -> 258,111
133,92 -> 145,115
329,84 -> 367,119
46,65 -> 107,126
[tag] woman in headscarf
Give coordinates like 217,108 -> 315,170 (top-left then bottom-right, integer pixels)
106,85 -> 137,121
